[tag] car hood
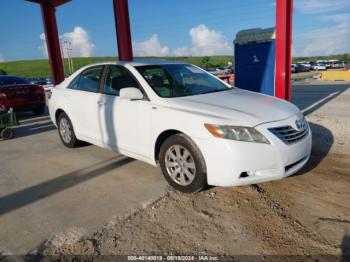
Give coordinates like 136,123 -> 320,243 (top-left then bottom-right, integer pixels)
160,89 -> 300,126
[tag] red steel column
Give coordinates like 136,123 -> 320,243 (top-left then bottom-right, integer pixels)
113,0 -> 133,61
275,0 -> 293,101
40,1 -> 65,85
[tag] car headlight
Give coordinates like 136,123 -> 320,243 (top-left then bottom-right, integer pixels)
204,124 -> 270,144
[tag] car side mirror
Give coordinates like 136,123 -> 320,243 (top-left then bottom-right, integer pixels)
120,87 -> 144,100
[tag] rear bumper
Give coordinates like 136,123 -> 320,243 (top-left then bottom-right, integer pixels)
1,99 -> 45,111
193,116 -> 312,187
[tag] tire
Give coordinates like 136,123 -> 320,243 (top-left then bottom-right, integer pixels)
159,134 -> 207,193
33,106 -> 45,115
57,112 -> 81,148
0,128 -> 14,140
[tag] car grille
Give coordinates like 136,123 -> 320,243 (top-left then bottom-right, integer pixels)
269,124 -> 309,145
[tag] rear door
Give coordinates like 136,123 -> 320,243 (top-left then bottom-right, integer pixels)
64,66 -> 105,144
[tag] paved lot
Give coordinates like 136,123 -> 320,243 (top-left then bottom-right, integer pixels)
0,111 -> 167,254
0,82 -> 349,256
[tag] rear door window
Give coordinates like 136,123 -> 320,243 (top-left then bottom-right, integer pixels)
68,66 -> 104,92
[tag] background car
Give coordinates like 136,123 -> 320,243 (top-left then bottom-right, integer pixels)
296,63 -> 311,72
309,62 -> 327,71
291,63 -> 309,73
0,75 -> 46,115
296,62 -> 312,71
27,77 -> 54,91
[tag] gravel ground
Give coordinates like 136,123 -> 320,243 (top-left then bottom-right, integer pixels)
20,83 -> 350,260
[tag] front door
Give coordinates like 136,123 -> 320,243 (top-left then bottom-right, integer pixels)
98,65 -> 152,159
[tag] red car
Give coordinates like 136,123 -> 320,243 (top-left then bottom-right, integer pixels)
0,75 -> 46,115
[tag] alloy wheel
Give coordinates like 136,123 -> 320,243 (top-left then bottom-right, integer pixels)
165,145 -> 196,186
59,118 -> 72,143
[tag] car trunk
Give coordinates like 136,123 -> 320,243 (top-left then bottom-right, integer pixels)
0,84 -> 45,110
1,84 -> 38,99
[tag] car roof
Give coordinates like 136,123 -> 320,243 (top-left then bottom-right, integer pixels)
0,75 -> 25,79
85,59 -> 188,67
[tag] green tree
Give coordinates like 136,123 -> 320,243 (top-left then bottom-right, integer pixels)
200,56 -> 211,68
0,69 -> 7,75
341,53 -> 349,62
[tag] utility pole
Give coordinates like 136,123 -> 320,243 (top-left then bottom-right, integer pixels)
59,39 -> 66,76
62,40 -> 74,75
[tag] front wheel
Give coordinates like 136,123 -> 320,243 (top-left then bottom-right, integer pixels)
159,134 -> 207,193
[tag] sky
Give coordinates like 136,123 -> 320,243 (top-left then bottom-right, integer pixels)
0,0 -> 350,62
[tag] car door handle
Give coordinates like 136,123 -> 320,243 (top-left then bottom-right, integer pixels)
97,101 -> 105,105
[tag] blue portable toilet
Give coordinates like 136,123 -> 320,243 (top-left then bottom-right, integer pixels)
234,28 -> 276,96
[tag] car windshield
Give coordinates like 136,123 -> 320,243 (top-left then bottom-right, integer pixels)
0,76 -> 29,86
136,64 -> 232,98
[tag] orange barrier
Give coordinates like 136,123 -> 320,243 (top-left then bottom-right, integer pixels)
320,71 -> 350,81
218,74 -> 235,84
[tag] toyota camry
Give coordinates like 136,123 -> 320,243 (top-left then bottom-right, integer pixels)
48,60 -> 312,193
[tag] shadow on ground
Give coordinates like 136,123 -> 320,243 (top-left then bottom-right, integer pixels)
294,122 -> 333,176
342,232 -> 350,261
0,109 -> 55,140
13,120 -> 56,139
0,156 -> 134,216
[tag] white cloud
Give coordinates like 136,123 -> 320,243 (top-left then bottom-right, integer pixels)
133,34 -> 170,56
133,24 -> 232,57
174,24 -> 232,56
61,27 -> 95,57
295,0 -> 350,14
0,53 -> 5,62
293,13 -> 350,56
39,33 -> 48,57
40,26 -> 95,58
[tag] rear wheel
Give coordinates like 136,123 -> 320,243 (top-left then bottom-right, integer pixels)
1,128 -> 14,140
33,106 -> 45,115
159,134 -> 207,193
57,112 -> 80,148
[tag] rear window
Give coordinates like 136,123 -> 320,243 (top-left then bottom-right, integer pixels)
0,76 -> 29,86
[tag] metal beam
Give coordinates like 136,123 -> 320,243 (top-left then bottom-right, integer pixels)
40,1 -> 65,85
275,0 -> 293,101
52,0 -> 71,7
25,0 -> 71,7
113,0 -> 133,61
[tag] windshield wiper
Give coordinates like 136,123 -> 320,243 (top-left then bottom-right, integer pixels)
198,89 -> 230,95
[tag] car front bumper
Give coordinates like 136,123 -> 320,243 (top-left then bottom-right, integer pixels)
193,116 -> 312,187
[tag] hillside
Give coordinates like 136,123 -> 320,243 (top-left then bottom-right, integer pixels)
1,53 -> 349,78
0,56 -> 233,78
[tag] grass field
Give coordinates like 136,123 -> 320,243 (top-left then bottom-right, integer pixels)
0,56 -> 233,78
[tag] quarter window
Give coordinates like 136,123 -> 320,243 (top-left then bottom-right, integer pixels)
67,75 -> 80,89
103,66 -> 139,96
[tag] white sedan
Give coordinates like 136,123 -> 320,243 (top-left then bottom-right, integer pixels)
49,60 -> 312,193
